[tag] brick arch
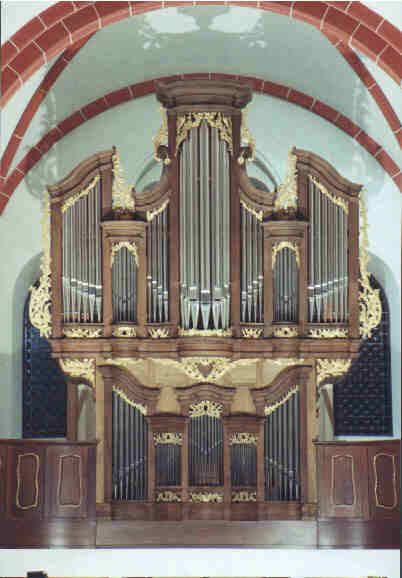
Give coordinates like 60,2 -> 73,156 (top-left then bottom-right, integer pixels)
1,73 -> 400,214
2,1 -> 401,108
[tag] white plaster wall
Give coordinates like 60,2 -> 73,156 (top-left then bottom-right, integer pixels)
0,92 -> 400,438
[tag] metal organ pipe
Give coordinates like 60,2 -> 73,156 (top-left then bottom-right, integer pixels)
273,248 -> 298,323
309,181 -> 348,323
180,122 -> 230,330
147,207 -> 169,323
240,205 -> 264,323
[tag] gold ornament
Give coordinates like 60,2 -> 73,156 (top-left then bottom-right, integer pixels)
265,385 -> 299,415
230,433 -> 258,445
240,199 -> 263,221
176,112 -> 232,155
63,327 -> 102,338
113,386 -> 147,415
147,199 -> 169,222
110,241 -> 139,267
112,326 -> 137,337
112,150 -> 135,212
153,357 -> 258,384
272,241 -> 300,268
232,490 -> 257,503
59,358 -> 96,385
271,358 -> 304,366
242,327 -> 263,339
178,327 -> 232,337
189,400 -> 223,419
152,107 -> 170,164
309,328 -> 348,338
153,432 -> 183,445
29,190 -> 52,338
309,175 -> 349,214
156,491 -> 181,503
273,326 -> 298,338
316,358 -> 351,386
189,492 -> 223,503
148,327 -> 170,339
274,149 -> 298,210
359,189 -> 382,339
61,175 -> 100,213
238,107 -> 256,164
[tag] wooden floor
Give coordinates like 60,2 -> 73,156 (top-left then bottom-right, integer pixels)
0,519 -> 399,549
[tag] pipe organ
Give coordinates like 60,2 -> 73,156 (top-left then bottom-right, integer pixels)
34,79 -> 383,524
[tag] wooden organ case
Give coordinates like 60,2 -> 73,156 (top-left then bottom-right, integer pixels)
24,79 -> 398,538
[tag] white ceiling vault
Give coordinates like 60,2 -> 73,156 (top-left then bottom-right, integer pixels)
1,1 -> 401,211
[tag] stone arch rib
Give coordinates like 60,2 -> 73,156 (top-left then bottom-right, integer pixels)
1,1 -> 401,108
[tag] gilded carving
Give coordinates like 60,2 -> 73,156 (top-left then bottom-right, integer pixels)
63,327 -> 102,338
271,358 -> 305,367
59,358 -> 96,385
178,327 -> 232,337
29,190 -> 52,338
153,432 -> 183,445
152,107 -> 170,164
153,357 -> 258,383
176,112 -> 232,154
112,326 -> 137,338
274,149 -> 298,210
240,199 -> 263,221
113,386 -> 147,415
147,199 -> 169,222
316,358 -> 351,386
189,492 -> 223,503
309,175 -> 349,214
242,327 -> 263,339
16,453 -> 40,510
373,453 -> 398,510
61,175 -> 100,213
273,326 -> 298,338
272,241 -> 300,268
309,328 -> 348,338
265,385 -> 299,416
57,454 -> 82,507
156,490 -> 181,503
230,433 -> 258,445
189,400 -> 223,419
112,150 -> 135,212
110,241 -> 139,267
238,108 -> 256,164
232,490 -> 257,503
148,327 -> 170,339
359,189 -> 382,339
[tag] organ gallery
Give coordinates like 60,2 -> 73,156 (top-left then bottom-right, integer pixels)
1,79 -> 399,548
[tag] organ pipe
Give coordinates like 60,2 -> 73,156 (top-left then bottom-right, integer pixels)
180,122 -> 230,330
62,181 -> 102,323
189,414 -> 223,486
147,207 -> 169,323
273,248 -> 298,323
112,247 -> 137,323
240,205 -> 264,323
308,180 -> 348,323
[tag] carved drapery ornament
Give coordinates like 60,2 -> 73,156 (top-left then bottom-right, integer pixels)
189,491 -> 223,503
309,175 -> 349,214
113,386 -> 147,415
29,190 -> 52,338
153,432 -> 183,445
176,112 -> 233,154
61,175 -> 100,213
240,199 -> 263,221
112,326 -> 137,337
274,149 -> 298,210
359,189 -> 382,339
272,241 -> 300,268
189,400 -> 223,419
110,241 -> 139,267
316,358 -> 352,386
154,357 -> 258,383
59,358 -> 96,385
230,433 -> 258,445
63,327 -> 103,338
112,150 -> 135,212
265,385 -> 299,415
309,327 -> 348,338
147,199 -> 169,222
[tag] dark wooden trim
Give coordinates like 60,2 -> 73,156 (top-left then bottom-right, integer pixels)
66,381 -> 79,441
156,79 -> 252,111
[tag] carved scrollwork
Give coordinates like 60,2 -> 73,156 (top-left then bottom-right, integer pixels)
274,149 -> 298,211
316,358 -> 351,386
230,433 -> 258,445
112,326 -> 137,337
59,358 -> 96,385
147,199 -> 169,222
309,175 -> 349,214
110,241 -> 139,267
272,241 -> 300,268
232,490 -> 257,503
309,328 -> 348,338
240,199 -> 263,221
63,327 -> 103,338
61,175 -> 100,213
29,190 -> 52,338
178,327 -> 232,337
176,112 -> 232,155
242,327 -> 263,339
189,400 -> 223,419
152,107 -> 170,165
359,189 -> 382,339
156,490 -> 181,503
273,326 -> 298,338
112,150 -> 135,212
148,327 -> 170,339
153,432 -> 183,445
264,385 -> 299,415
189,491 -> 223,503
238,108 -> 256,164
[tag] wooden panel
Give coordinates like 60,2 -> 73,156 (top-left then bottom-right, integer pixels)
7,445 -> 45,519
0,445 -> 6,517
368,444 -> 400,520
0,519 -> 96,548
45,445 -> 89,518
317,444 -> 369,519
258,501 -> 301,520
318,519 -> 400,549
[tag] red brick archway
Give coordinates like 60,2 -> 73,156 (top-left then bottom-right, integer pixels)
2,1 -> 401,107
1,72 -> 400,214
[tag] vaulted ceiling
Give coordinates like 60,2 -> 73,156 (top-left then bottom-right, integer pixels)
1,1 -> 401,214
